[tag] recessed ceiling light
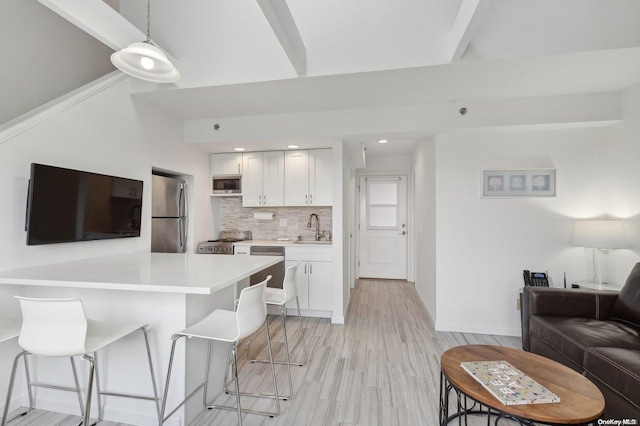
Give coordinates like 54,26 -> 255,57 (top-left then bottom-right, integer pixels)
287,145 -> 299,149
378,139 -> 388,144
233,147 -> 246,152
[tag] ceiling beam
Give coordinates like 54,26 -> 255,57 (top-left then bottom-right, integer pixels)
257,0 -> 307,76
37,0 -> 178,63
447,0 -> 493,62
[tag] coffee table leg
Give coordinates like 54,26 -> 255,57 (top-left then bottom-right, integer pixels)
439,371 -> 449,426
441,370 -> 539,426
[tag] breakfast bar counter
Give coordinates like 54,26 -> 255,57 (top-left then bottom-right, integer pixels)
0,253 -> 283,425
0,252 -> 283,294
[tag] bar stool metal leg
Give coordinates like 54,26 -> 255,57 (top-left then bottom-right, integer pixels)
279,305 -> 294,399
93,328 -> 161,424
295,296 -> 309,365
244,300 -> 308,401
93,327 -> 161,421
141,327 -> 162,423
93,352 -> 104,422
246,307 -> 293,399
210,319 -> 280,416
232,344 -> 242,425
81,354 -> 96,426
1,352 -> 28,426
202,340 -> 214,407
69,357 -> 85,418
160,335 -> 183,424
250,298 -> 309,368
1,352 -> 86,426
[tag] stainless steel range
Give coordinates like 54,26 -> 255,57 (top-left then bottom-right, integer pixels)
197,230 -> 252,255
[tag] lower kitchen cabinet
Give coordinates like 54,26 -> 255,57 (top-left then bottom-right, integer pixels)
285,246 -> 332,316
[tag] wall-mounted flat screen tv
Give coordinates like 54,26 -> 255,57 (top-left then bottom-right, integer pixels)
26,163 -> 143,245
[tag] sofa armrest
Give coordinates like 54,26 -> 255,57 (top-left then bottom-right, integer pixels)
521,287 -> 619,351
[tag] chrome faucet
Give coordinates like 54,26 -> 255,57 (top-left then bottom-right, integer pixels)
307,213 -> 321,241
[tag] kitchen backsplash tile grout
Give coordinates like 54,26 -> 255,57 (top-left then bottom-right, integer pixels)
219,197 -> 332,241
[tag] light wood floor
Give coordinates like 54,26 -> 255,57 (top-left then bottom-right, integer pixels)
5,279 -> 521,425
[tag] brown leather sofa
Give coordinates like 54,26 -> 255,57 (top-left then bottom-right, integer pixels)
522,263 -> 640,420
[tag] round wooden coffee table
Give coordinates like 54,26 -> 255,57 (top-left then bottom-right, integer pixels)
439,345 -> 605,425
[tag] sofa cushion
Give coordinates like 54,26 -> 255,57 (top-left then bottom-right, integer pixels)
611,263 -> 640,327
529,315 -> 640,367
583,347 -> 640,411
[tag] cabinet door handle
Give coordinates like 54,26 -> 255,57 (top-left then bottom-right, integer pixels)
304,264 -> 307,274
263,195 -> 266,205
305,194 -> 308,205
238,163 -> 240,174
310,263 -> 313,274
309,194 -> 313,204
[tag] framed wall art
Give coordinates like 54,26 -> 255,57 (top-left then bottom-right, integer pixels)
481,169 -> 556,198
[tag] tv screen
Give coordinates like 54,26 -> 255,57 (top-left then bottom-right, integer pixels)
26,163 -> 143,245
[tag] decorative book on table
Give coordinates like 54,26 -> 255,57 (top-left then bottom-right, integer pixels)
460,360 -> 561,406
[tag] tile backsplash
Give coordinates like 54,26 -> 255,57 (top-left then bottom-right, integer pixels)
219,197 -> 332,241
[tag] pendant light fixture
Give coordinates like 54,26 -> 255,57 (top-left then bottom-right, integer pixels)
110,0 -> 180,83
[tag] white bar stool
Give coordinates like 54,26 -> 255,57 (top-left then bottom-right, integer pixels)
0,315 -> 86,424
160,277 -> 279,426
0,316 -> 33,423
1,297 -> 161,426
246,263 -> 309,399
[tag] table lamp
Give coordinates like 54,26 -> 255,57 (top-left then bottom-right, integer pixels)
572,220 -> 627,285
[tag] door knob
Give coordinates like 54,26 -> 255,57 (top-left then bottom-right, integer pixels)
400,231 -> 406,235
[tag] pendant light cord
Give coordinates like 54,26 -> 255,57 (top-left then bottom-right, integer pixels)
146,0 -> 152,43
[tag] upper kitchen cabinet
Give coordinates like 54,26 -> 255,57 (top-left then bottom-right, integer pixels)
210,153 -> 242,175
242,151 -> 284,207
284,149 -> 332,206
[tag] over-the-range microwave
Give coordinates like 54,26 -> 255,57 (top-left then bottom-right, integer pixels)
212,175 -> 241,194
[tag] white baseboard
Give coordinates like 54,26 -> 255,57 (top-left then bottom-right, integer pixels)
10,394 -> 171,426
435,322 -> 521,337
331,315 -> 345,324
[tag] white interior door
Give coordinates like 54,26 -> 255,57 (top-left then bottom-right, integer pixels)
359,175 -> 407,279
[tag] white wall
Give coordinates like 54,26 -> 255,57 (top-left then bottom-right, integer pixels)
364,153 -> 414,172
434,126 -> 621,336
413,139 -> 437,320
0,77 -> 213,412
332,141 -> 347,323
0,78 -> 213,273
604,82 -> 640,276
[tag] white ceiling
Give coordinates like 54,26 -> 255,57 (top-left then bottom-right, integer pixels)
0,0 -> 114,125
31,0 -> 640,154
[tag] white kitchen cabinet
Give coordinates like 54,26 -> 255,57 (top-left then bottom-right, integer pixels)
309,149 -> 332,206
284,149 -> 332,206
210,153 -> 242,175
242,151 -> 284,207
284,151 -> 308,206
285,246 -> 332,316
307,260 -> 332,311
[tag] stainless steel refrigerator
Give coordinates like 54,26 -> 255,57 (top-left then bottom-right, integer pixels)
151,174 -> 187,253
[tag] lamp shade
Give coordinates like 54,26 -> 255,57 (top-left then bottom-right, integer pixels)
572,220 -> 627,249
110,42 -> 180,84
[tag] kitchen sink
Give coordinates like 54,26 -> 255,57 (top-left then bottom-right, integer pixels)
295,240 -> 332,245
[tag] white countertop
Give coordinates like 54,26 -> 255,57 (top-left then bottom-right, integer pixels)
0,253 -> 283,295
233,239 -> 332,247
